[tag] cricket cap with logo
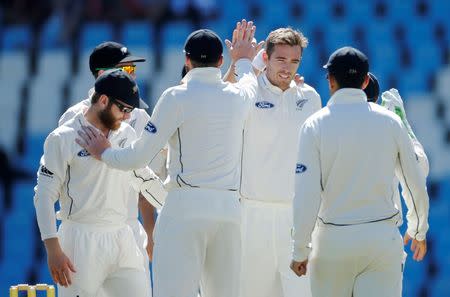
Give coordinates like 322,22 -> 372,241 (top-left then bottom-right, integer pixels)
323,46 -> 369,79
183,29 -> 223,63
94,69 -> 148,109
89,41 -> 146,75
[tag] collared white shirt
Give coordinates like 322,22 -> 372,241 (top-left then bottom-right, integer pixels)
239,73 -> 321,203
102,59 -> 258,191
292,88 -> 429,261
58,89 -> 159,221
34,112 -> 163,240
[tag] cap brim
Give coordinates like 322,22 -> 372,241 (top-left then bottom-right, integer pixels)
139,98 -> 149,109
120,55 -> 146,63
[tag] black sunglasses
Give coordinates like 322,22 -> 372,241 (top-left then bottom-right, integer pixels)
110,98 -> 134,113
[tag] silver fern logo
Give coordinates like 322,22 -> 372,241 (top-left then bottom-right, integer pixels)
296,99 -> 308,110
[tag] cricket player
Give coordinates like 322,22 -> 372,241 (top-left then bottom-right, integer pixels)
76,21 -> 262,297
58,41 -> 161,296
34,69 -> 166,297
290,47 -> 430,297
224,27 -> 321,297
364,73 -> 429,295
364,74 -> 430,226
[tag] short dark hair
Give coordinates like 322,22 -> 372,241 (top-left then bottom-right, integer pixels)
91,92 -> 102,104
329,70 -> 366,89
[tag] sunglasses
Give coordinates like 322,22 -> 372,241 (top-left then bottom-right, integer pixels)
96,65 -> 136,75
110,98 -> 134,113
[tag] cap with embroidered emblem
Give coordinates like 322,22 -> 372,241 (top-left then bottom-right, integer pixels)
184,29 -> 223,63
94,68 -> 148,109
89,41 -> 145,75
323,46 -> 369,76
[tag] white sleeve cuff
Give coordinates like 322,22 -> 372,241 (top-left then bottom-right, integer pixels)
292,241 -> 311,262
41,233 -> 59,241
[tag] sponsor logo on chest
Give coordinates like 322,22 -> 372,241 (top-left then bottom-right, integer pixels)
144,121 -> 157,133
295,163 -> 307,174
255,101 -> 275,109
77,149 -> 91,157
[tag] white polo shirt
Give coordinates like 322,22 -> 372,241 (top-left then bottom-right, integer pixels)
34,112 -> 164,240
102,59 -> 258,191
239,73 -> 321,203
292,88 -> 429,261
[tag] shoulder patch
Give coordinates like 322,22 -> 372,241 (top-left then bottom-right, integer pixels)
77,149 -> 91,157
144,121 -> 157,134
255,101 -> 275,109
295,163 -> 307,174
40,165 -> 54,177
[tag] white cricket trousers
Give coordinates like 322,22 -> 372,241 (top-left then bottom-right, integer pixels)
240,199 -> 312,297
56,221 -> 147,297
97,220 -> 152,297
129,220 -> 152,296
152,188 -> 241,297
309,220 -> 404,297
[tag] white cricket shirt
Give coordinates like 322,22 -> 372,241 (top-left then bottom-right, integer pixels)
239,73 -> 321,203
58,90 -> 165,221
34,112 -> 163,240
292,88 -> 430,261
102,59 -> 258,191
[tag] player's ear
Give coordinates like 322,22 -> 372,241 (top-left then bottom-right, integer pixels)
217,55 -> 224,67
99,94 -> 109,107
185,56 -> 192,71
361,74 -> 370,89
262,51 -> 269,65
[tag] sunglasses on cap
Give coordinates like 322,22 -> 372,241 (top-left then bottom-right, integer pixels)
110,98 -> 134,113
96,65 -> 136,75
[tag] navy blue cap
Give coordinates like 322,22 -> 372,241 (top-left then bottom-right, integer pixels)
364,72 -> 380,102
94,69 -> 148,109
89,41 -> 145,75
184,29 -> 223,63
323,46 -> 369,76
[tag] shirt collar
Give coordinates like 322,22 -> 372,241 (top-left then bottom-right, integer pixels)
260,72 -> 296,95
183,67 -> 222,83
88,87 -> 95,98
326,88 -> 368,106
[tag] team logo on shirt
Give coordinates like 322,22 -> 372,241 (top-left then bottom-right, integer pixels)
144,121 -> 157,134
295,163 -> 307,174
77,149 -> 91,157
40,165 -> 54,177
296,99 -> 308,110
118,138 -> 128,148
128,119 -> 136,128
255,101 -> 275,109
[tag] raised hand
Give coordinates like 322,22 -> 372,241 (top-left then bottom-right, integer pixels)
225,19 -> 264,63
381,88 -> 417,139
76,125 -> 111,160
